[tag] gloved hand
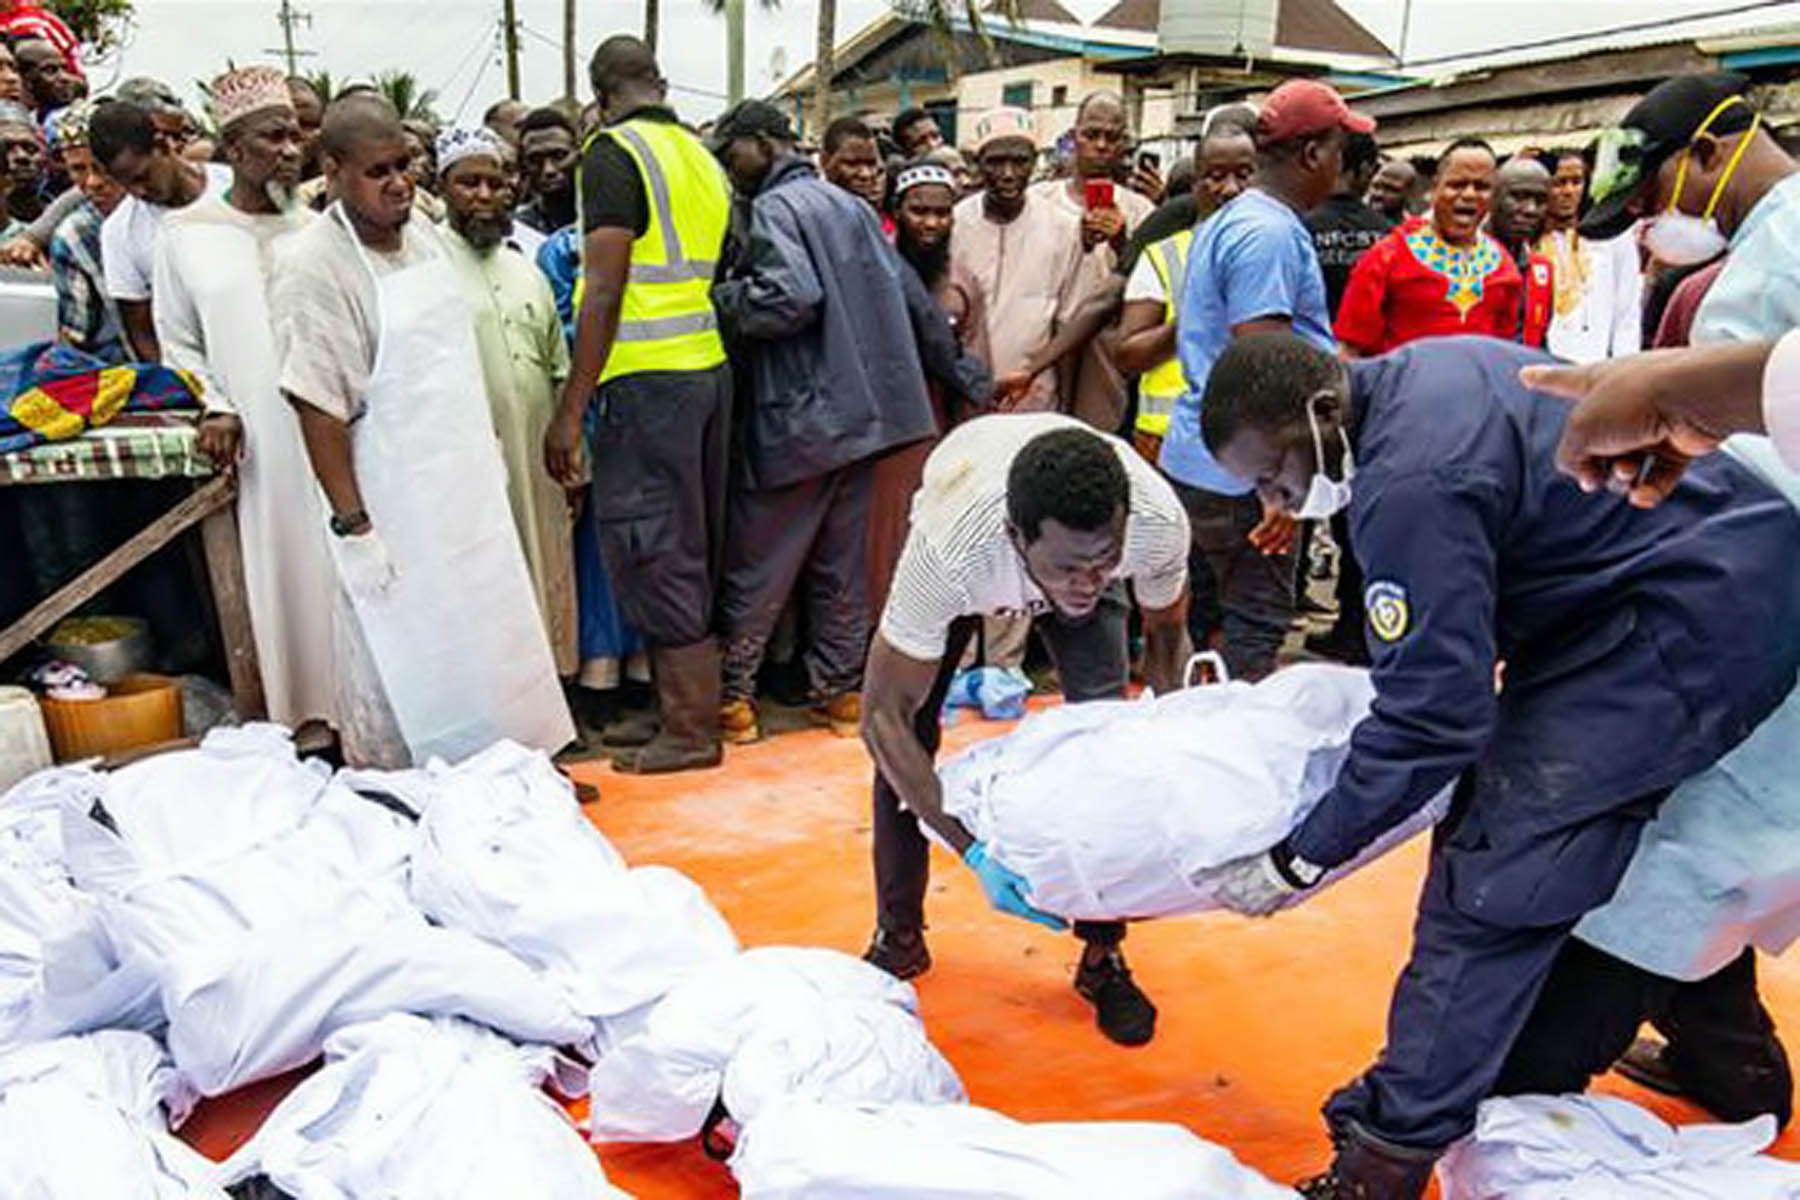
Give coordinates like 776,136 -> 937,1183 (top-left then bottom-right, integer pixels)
963,841 -> 1067,931
1211,849 -> 1304,917
331,529 -> 398,604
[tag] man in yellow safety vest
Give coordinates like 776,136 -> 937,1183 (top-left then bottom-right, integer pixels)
544,35 -> 733,775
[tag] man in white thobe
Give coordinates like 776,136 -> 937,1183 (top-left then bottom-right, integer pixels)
436,126 -> 577,678
152,66 -> 332,729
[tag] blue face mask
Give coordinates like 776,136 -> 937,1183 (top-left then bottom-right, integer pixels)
1294,397 -> 1353,521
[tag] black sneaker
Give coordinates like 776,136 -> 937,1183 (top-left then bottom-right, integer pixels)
1073,948 -> 1158,1046
1614,1035 -> 1685,1097
863,928 -> 931,981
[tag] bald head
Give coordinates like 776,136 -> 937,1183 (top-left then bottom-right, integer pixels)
590,35 -> 663,119
1492,155 -> 1551,246
1072,90 -> 1127,181
321,92 -> 402,163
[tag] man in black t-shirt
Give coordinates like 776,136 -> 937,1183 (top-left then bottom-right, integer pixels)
1303,131 -> 1391,319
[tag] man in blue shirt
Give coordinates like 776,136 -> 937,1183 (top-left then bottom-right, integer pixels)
1198,331 -> 1800,1198
1161,80 -> 1368,679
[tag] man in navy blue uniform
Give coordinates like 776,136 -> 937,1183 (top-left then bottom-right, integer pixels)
1197,331 -> 1800,1198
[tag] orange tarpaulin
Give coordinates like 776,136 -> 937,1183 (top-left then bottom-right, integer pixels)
178,712 -> 1800,1197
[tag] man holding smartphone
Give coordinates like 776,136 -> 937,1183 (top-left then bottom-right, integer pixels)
1011,91 -> 1160,431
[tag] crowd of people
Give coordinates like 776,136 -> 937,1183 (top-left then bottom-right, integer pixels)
3,18 -> 1800,1194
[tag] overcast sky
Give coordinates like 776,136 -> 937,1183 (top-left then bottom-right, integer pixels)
98,0 -> 1791,122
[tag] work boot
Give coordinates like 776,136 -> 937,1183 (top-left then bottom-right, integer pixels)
612,640 -> 724,775
863,927 -> 931,981
1073,947 -> 1157,1047
720,696 -> 761,745
812,690 -> 861,738
1296,1121 -> 1437,1200
1615,1036 -> 1684,1097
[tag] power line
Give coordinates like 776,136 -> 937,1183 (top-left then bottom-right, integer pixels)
454,30 -> 499,121
265,0 -> 316,75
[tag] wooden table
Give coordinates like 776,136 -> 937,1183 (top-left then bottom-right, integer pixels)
0,412 -> 265,719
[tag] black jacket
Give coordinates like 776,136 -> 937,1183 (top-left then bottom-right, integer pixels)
713,155 -> 939,490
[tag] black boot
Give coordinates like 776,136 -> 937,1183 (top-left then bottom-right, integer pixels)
1297,1121 -> 1437,1200
1073,946 -> 1157,1047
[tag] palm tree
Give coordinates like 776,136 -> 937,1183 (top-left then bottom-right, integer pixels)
563,0 -> 579,100
301,69 -> 338,105
701,0 -> 778,107
375,70 -> 442,125
895,0 -> 1023,79
814,0 -> 835,128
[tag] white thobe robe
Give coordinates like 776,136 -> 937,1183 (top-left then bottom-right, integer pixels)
153,196 -> 334,728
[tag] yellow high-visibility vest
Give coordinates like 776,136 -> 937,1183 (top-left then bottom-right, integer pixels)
1136,228 -> 1194,437
576,116 -> 731,384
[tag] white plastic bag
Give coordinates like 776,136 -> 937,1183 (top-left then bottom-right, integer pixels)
730,1099 -> 1297,1199
1438,1094 -> 1800,1199
0,766 -> 162,1047
940,664 -> 1446,920
408,740 -> 738,1022
586,947 -> 966,1143
61,726 -> 589,1094
219,1013 -> 628,1199
0,1030 -> 224,1198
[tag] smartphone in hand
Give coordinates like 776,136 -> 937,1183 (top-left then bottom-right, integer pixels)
1083,178 -> 1116,210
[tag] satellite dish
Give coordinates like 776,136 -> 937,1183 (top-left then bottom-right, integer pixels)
770,46 -> 789,81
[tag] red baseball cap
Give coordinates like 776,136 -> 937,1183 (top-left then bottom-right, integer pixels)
1255,80 -> 1376,145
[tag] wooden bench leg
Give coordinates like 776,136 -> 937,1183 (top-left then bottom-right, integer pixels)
200,497 -> 266,721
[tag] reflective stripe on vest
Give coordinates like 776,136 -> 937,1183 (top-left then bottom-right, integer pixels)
1137,229 -> 1194,436
577,117 -> 731,382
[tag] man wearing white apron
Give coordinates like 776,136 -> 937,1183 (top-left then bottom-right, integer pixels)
270,92 -> 572,767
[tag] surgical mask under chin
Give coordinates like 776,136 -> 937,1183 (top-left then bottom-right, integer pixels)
1645,102 -> 1759,267
1294,401 -> 1354,521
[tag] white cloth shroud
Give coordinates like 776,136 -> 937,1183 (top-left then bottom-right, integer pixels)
219,1013 -> 628,1199
406,740 -> 739,1025
1438,1094 -> 1800,1199
0,1029 -> 225,1198
58,724 -> 590,1095
0,766 -> 162,1047
729,1099 -> 1297,1199
586,947 -> 967,1143
939,663 -> 1447,921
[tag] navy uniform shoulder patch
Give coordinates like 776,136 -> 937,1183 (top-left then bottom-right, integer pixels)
1365,580 -> 1410,643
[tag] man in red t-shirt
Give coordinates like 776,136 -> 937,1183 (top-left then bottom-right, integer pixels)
0,4 -> 82,81
1335,137 -> 1523,355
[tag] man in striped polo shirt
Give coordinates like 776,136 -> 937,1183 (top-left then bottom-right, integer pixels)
861,414 -> 1192,1046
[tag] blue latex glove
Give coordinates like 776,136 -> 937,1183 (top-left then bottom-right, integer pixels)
963,841 -> 1068,931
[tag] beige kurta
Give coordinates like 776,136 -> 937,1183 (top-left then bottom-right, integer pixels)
950,190 -> 1086,413
1030,179 -> 1156,432
152,197 -> 335,728
442,229 -> 578,677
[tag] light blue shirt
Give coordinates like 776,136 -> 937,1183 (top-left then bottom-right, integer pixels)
1692,172 -> 1800,345
1160,187 -> 1336,493
1575,179 -> 1800,977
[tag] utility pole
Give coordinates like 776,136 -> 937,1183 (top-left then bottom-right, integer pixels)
501,0 -> 521,101
562,0 -> 577,101
266,0 -> 315,76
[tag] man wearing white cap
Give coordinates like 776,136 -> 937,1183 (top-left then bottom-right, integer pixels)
950,106 -> 1085,416
948,106 -> 1088,670
152,66 -> 336,733
437,125 -> 578,684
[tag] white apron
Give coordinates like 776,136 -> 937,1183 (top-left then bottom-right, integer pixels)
333,209 -> 573,764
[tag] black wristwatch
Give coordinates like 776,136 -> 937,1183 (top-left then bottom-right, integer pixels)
1270,839 -> 1326,890
329,509 -> 370,537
